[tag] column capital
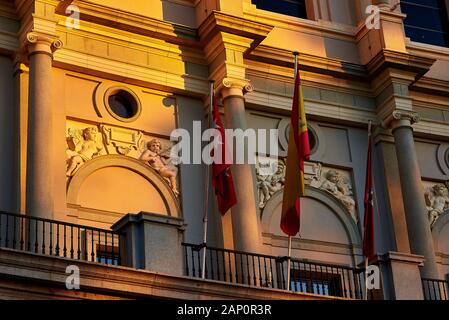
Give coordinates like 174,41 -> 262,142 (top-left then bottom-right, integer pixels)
383,110 -> 421,131
25,32 -> 63,57
218,77 -> 253,100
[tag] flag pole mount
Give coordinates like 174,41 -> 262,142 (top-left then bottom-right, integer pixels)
201,80 -> 215,280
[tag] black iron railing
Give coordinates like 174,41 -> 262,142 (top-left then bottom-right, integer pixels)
0,211 -> 121,266
422,278 -> 449,300
182,243 -> 366,299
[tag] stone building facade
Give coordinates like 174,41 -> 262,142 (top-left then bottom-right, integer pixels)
0,0 -> 448,300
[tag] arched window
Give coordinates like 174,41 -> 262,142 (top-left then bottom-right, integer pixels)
252,0 -> 307,19
400,0 -> 449,47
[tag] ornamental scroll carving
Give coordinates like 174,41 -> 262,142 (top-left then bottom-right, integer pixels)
66,121 -> 180,197
256,157 -> 357,222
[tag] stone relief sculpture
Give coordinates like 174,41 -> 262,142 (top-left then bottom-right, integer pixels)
139,139 -> 179,196
319,170 -> 356,221
257,160 -> 286,208
66,127 -> 104,177
424,183 -> 449,227
100,125 -> 143,156
256,158 -> 357,222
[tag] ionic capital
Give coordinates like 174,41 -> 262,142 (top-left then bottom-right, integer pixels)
384,110 -> 420,131
218,77 -> 253,100
26,32 -> 63,57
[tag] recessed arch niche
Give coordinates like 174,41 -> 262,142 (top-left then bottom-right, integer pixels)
261,187 -> 362,266
67,155 -> 181,226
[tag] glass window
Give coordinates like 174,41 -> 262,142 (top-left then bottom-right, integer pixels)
252,0 -> 307,19
290,269 -> 343,297
400,0 -> 449,47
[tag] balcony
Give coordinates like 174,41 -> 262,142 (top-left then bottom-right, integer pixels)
182,243 -> 366,299
0,211 -> 385,300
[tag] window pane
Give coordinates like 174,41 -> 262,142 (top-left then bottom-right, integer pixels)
401,0 -> 449,47
252,0 -> 307,18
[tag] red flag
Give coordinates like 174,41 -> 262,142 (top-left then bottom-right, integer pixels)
211,98 -> 237,215
280,69 -> 310,236
363,127 -> 375,259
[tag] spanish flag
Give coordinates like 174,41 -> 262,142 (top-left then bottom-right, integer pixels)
280,69 -> 310,237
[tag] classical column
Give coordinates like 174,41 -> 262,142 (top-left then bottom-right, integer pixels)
389,111 -> 439,279
220,78 -> 260,253
25,32 -> 62,219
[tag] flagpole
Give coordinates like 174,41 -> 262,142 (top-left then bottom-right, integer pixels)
364,120 -> 372,300
201,80 -> 215,279
285,51 -> 300,292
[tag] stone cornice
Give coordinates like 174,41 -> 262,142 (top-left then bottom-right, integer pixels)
411,77 -> 449,98
366,49 -> 436,83
198,10 -> 273,53
247,45 -> 368,81
0,0 -> 17,19
55,0 -> 200,47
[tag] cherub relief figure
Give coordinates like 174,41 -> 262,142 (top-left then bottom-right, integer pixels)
425,184 -> 449,227
320,170 -> 356,220
257,161 -> 285,208
66,127 -> 104,177
140,139 -> 179,195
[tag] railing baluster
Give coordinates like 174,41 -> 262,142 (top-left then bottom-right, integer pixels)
215,249 -> 221,281
12,215 -> 17,249
49,222 -> 53,255
184,244 -> 189,276
197,246 -> 203,278
220,250 -> 226,282
34,218 -> 38,253
27,217 -> 31,252
251,255 -> 257,286
70,226 -> 74,259
5,214 -> 9,248
56,223 -> 60,256
77,227 -> 81,260
63,225 -> 67,257
208,247 -> 214,280
98,230 -> 101,263
42,220 -> 45,254
20,216 -> 24,250
0,213 -> 3,247
91,230 -> 95,262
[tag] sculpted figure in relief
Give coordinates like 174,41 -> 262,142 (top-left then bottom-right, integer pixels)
425,184 -> 449,227
140,139 -> 179,195
257,161 -> 285,208
66,127 -> 104,177
320,170 -> 356,220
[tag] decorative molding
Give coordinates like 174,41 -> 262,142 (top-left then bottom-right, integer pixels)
100,125 -> 143,156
